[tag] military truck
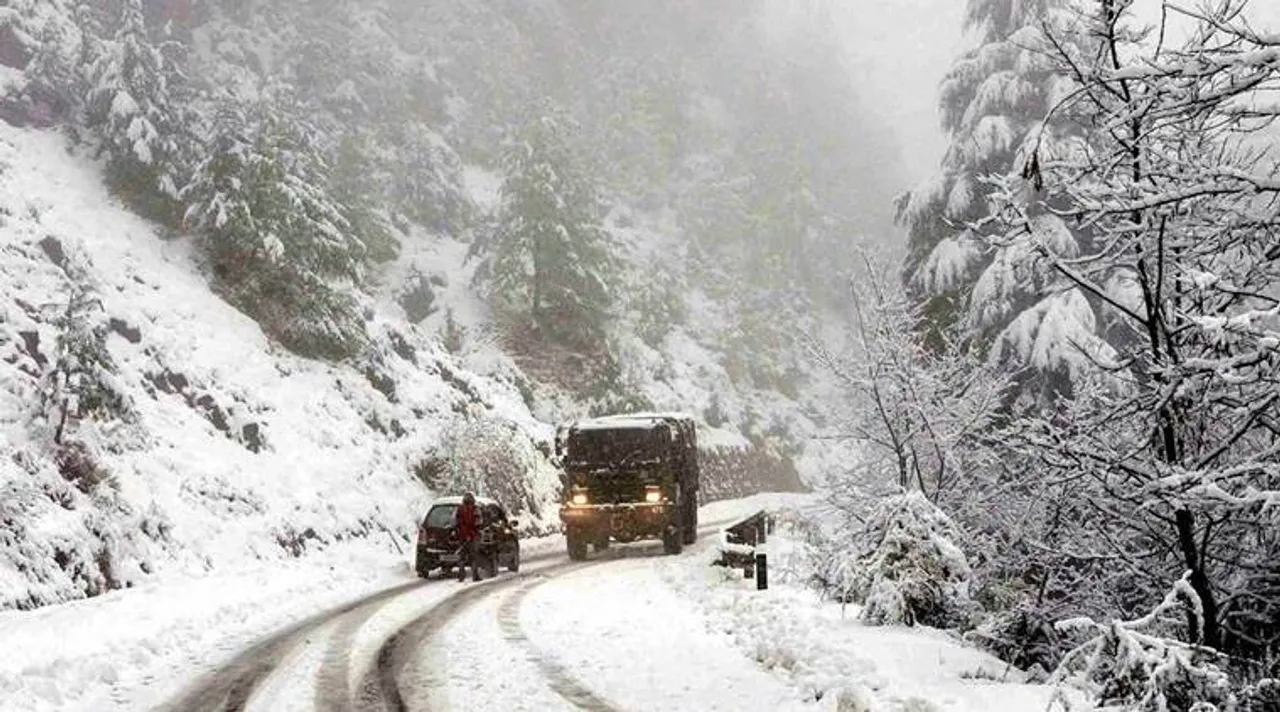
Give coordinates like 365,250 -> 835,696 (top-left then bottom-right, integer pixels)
555,413 -> 699,560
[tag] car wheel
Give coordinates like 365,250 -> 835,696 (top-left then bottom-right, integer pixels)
508,546 -> 521,572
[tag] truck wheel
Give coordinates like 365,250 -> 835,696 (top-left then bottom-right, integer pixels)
508,546 -> 521,573
593,535 -> 610,552
663,526 -> 684,555
683,498 -> 698,545
567,532 -> 588,561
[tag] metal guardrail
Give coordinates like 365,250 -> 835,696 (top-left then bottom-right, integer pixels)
714,510 -> 773,590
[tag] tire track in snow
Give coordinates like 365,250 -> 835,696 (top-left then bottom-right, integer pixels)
337,549 -> 566,712
374,519 -> 730,712
156,580 -> 424,712
362,572 -> 548,712
487,519 -> 731,712
496,575 -> 622,712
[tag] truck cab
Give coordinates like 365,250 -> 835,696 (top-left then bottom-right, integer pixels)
555,413 -> 699,559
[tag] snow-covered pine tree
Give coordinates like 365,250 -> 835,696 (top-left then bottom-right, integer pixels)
1,0 -> 83,126
488,108 -> 615,351
388,119 -> 471,235
84,0 -> 190,226
181,99 -> 369,360
898,0 -> 1091,374
329,131 -> 398,265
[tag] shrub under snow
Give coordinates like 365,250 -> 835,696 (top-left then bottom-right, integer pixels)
852,492 -> 978,629
421,415 -> 562,534
1050,576 -> 1280,712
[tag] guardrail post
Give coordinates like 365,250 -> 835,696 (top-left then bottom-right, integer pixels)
756,553 -> 767,590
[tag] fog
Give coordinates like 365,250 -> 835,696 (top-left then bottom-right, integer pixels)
833,0 -> 965,184
832,0 -> 1280,186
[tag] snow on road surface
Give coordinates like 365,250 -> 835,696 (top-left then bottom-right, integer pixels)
515,549 -> 816,711
0,495 -> 800,711
0,542 -> 408,712
0,493 -> 1068,711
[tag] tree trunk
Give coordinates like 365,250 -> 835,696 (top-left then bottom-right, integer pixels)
1175,507 -> 1222,649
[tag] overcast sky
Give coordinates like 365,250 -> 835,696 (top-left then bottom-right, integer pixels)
834,0 -> 1280,190
834,0 -> 964,187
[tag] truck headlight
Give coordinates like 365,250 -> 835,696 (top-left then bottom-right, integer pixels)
645,486 -> 662,503
572,491 -> 589,506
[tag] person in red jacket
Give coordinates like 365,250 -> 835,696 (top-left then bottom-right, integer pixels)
456,492 -> 481,582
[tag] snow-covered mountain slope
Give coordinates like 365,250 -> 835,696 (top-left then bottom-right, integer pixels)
0,125 -> 815,612
0,124 -> 560,611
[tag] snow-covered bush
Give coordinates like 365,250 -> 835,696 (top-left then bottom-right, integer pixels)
809,255 -> 1009,503
852,492 -> 978,629
431,415 -> 560,533
1050,578 -> 1241,712
792,516 -> 860,604
967,602 -> 1064,681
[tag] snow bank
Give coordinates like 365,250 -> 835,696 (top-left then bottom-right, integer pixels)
0,543 -> 410,712
660,505 -> 1068,711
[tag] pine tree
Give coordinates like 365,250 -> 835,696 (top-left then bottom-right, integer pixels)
3,0 -> 84,126
181,100 -> 369,360
84,0 -> 189,225
488,110 -> 614,350
898,0 -> 1085,361
329,131 -> 399,265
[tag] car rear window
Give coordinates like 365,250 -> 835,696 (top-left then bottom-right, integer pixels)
424,504 -> 457,529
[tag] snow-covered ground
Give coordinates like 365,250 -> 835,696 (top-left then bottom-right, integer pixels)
0,121 -> 573,613
0,494 -> 1072,712
0,540 -> 407,712
0,495 -> 798,712
662,512 -> 1066,712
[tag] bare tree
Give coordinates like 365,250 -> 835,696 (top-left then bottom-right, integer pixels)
993,0 -> 1280,673
808,257 -> 1010,505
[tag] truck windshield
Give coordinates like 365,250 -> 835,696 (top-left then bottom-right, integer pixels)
566,426 -> 666,466
424,504 -> 457,529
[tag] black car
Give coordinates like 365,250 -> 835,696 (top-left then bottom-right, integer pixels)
415,495 -> 521,579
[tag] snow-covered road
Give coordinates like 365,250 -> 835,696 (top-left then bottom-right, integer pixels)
155,514 -> 751,712
3,493 -> 1067,712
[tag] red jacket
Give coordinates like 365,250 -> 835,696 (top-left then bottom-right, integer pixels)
456,501 -> 479,541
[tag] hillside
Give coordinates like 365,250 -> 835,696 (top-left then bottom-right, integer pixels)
0,124 -> 556,608
0,123 -> 815,610
0,0 -> 890,611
